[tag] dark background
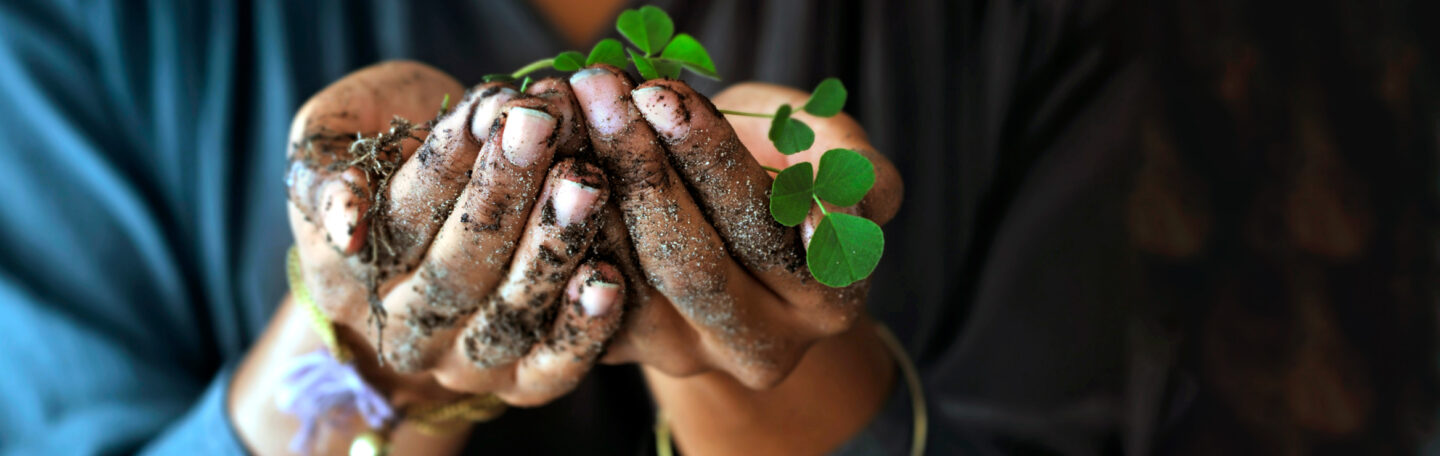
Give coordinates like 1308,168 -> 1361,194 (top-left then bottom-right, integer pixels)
0,0 -> 1436,454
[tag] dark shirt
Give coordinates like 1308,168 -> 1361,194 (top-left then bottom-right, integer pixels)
18,0 -> 1415,454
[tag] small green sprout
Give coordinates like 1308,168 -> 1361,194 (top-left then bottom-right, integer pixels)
495,6 -> 718,82
803,78 -> 847,117
487,5 -> 883,287
587,39 -> 628,68
767,104 -> 815,155
616,5 -> 673,55
724,79 -> 883,287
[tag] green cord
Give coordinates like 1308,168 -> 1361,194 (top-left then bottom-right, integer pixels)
655,411 -> 674,456
876,323 -> 928,456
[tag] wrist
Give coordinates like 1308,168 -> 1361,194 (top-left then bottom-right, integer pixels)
643,318 -> 895,455
229,296 -> 474,456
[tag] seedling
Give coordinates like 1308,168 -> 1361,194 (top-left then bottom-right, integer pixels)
732,80 -> 883,287
487,6 -> 717,82
491,5 -> 883,287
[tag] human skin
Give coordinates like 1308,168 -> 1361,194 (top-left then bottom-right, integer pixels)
230,60 -> 903,455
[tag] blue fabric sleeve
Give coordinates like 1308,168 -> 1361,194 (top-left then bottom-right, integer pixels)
0,1 -> 267,454
140,365 -> 249,456
0,279 -> 248,455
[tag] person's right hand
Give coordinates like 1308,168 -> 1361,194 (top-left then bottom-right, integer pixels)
285,60 -> 633,403
234,61 -> 631,455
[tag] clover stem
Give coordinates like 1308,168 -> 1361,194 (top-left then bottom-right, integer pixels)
511,58 -> 555,79
718,109 -> 773,118
759,165 -> 783,174
812,195 -> 830,217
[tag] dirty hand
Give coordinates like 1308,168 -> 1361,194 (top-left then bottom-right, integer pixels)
234,60 -> 637,455
565,65 -> 903,388
282,61 -> 633,404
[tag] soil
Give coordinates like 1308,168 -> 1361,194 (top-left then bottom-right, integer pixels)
293,114 -> 436,364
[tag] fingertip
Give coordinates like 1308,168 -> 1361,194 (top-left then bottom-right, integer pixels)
632,85 -> 690,139
500,106 -> 557,167
569,66 -> 635,137
567,261 -> 624,318
552,180 -> 602,228
468,85 -> 522,143
547,160 -> 610,228
863,152 -> 904,226
321,167 -> 370,253
580,280 -> 621,318
524,77 -> 566,96
569,64 -> 626,84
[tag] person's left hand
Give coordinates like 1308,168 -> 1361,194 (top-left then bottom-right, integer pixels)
564,66 -> 904,388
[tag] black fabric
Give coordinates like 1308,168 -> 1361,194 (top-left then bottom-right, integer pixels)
3,0 -> 1431,454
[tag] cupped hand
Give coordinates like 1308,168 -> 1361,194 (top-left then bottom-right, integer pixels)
277,61 -> 627,408
564,65 -> 903,388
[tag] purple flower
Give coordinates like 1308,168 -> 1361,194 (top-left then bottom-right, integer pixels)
276,349 -> 394,454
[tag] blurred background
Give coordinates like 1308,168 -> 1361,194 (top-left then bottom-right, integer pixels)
0,0 -> 1436,454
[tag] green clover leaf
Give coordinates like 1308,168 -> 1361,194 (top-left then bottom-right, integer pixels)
769,162 -> 815,227
660,34 -> 719,80
617,5 -> 674,55
552,51 -> 587,71
501,4 -> 883,288
803,78 -> 847,117
654,58 -> 683,79
628,48 -> 660,80
586,38 -> 628,68
807,213 -> 884,287
813,148 -> 874,207
767,104 -> 815,155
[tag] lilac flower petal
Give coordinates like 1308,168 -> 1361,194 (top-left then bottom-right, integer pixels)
276,348 -> 395,455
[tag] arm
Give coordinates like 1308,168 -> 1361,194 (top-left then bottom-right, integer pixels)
646,319 -> 896,455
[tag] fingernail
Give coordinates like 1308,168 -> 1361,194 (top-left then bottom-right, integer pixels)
569,68 -> 628,136
570,67 -> 609,83
321,179 -> 360,251
502,107 -> 556,167
552,179 -> 600,227
632,86 -> 690,139
470,88 -> 520,142
580,280 -> 620,317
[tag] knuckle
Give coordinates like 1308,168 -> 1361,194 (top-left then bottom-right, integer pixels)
596,144 -> 672,193
725,337 -> 808,391
645,254 -> 726,309
651,354 -> 709,378
458,178 -> 516,233
459,298 -> 549,369
733,363 -> 788,391
803,292 -> 865,337
670,137 -> 744,179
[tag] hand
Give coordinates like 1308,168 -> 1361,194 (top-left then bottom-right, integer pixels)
233,61 -> 630,455
564,65 -> 904,388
